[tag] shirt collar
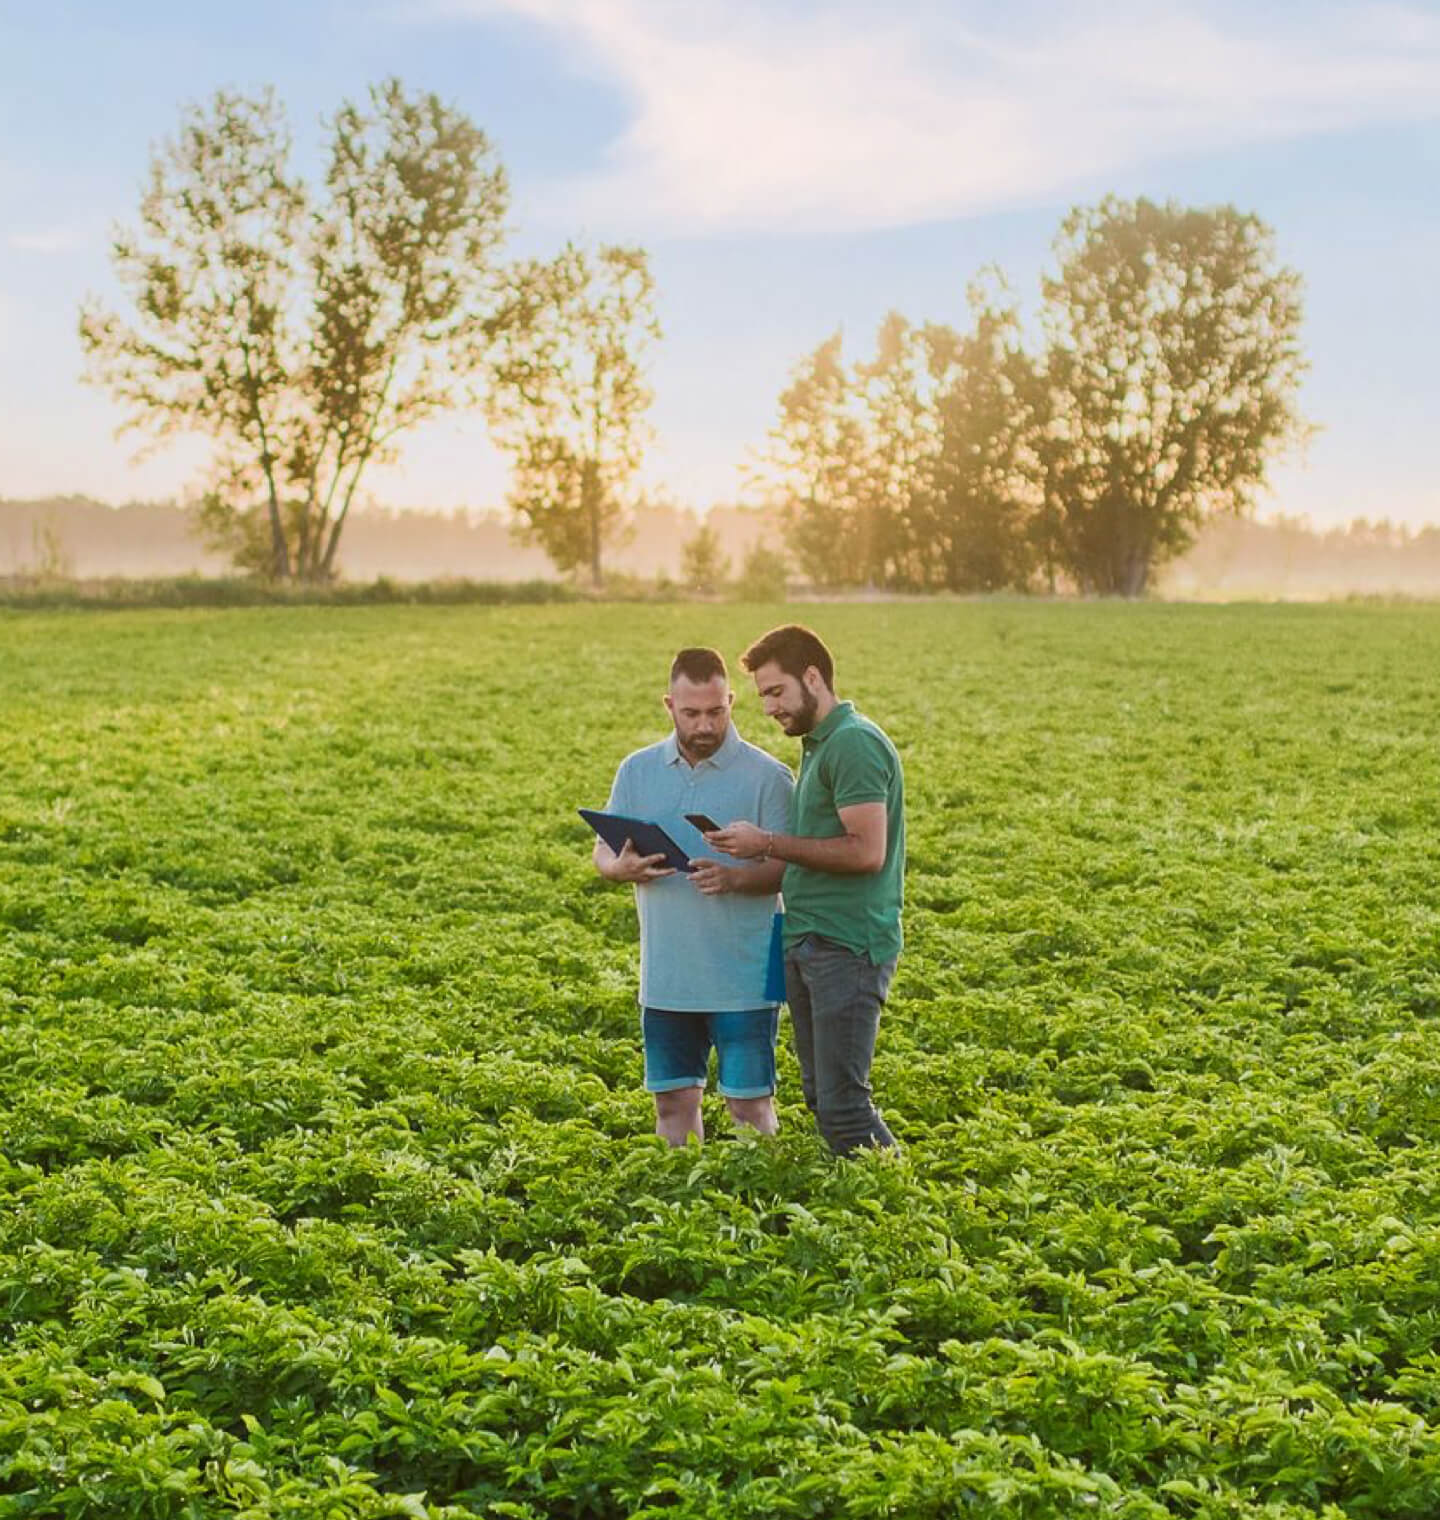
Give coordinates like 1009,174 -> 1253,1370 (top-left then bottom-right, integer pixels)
802,700 -> 854,750
664,722 -> 742,770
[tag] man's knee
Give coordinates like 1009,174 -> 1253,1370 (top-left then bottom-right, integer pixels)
654,1085 -> 703,1118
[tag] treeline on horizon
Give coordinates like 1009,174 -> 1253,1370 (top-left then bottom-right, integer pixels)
6,495 -> 1440,599
68,78 -> 1322,601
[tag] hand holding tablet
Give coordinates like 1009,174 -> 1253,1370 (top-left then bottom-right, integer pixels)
578,809 -> 695,873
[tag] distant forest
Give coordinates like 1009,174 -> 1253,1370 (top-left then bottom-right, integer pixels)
5,495 -> 1440,599
0,497 -> 780,586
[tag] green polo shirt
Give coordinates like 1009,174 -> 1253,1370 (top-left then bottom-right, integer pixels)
783,701 -> 905,963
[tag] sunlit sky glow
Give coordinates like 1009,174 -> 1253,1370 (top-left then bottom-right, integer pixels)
2,0 -> 1438,526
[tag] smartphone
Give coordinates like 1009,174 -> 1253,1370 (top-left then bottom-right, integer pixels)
684,812 -> 721,833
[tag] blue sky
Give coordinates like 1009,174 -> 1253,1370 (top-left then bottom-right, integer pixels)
2,0 -> 1438,526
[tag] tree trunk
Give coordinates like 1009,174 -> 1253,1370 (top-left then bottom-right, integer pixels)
1114,542 -> 1150,597
319,461 -> 368,583
582,458 -> 603,589
294,489 -> 315,582
246,359 -> 291,582
263,474 -> 291,581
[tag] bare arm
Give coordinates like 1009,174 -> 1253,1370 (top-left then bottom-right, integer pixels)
708,802 -> 887,876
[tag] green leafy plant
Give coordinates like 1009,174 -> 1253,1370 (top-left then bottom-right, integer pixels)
5,601 -> 1440,1516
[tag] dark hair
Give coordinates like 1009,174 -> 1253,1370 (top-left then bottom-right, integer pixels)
669,647 -> 728,686
740,624 -> 834,690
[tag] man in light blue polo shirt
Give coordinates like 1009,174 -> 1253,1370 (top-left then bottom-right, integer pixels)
594,647 -> 793,1145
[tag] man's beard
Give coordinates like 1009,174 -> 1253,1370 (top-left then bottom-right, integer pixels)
680,729 -> 722,759
783,685 -> 819,735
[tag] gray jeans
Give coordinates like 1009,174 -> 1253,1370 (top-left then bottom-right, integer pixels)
785,933 -> 899,1155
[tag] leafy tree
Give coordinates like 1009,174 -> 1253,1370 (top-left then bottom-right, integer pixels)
28,515 -> 74,582
926,279 -> 1043,593
854,312 -> 959,590
679,522 -> 731,595
80,80 -> 509,582
732,539 -> 790,602
763,309 -> 1038,592
760,332 -> 872,588
764,323 -> 943,591
1038,196 -> 1308,596
486,244 -> 660,587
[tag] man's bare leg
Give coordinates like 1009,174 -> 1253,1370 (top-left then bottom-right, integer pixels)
654,1086 -> 704,1146
725,1096 -> 779,1136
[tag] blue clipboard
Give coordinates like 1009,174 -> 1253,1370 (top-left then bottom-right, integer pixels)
765,911 -> 787,1003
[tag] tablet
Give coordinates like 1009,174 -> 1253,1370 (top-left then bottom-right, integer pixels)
578,809 -> 694,872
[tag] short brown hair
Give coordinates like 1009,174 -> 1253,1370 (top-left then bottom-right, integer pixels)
740,624 -> 834,690
669,647 -> 728,686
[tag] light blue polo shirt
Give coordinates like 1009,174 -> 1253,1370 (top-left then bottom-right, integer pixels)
605,724 -> 794,1012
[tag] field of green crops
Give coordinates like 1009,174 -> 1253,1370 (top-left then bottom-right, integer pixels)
4,600 -> 1440,1519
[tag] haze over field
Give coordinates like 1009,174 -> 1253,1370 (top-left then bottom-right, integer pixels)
8,496 -> 1440,601
2,0 -> 1438,541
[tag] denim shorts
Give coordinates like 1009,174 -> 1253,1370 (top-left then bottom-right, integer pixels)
641,1007 -> 779,1099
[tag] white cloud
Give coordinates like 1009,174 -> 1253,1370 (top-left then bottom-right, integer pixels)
428,0 -> 1440,234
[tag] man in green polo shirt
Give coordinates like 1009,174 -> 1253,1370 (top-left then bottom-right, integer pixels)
708,624 -> 904,1154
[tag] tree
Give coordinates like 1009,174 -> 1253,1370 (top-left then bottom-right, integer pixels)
761,309 -> 1038,592
486,244 -> 660,587
1038,196 -> 1308,596
926,278 -> 1043,593
853,312 -> 959,590
679,521 -> 730,595
762,326 -> 938,590
28,514 -> 74,582
732,539 -> 789,602
79,80 -> 509,582
759,332 -> 871,588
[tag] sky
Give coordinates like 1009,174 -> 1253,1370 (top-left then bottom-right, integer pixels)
1,0 -> 1438,528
